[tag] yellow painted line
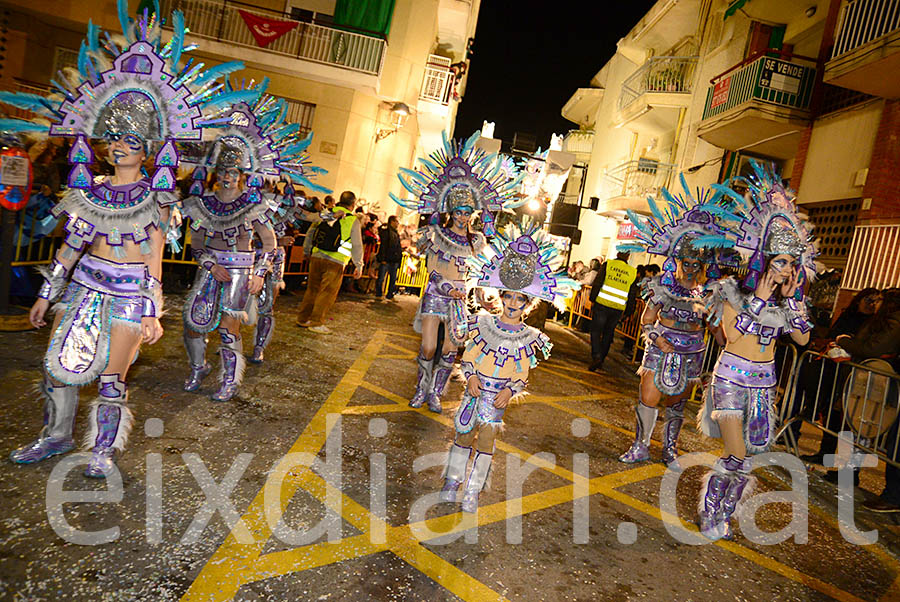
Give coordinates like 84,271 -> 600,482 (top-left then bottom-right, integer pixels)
542,359 -> 623,382
252,534 -> 382,582
541,399 -> 664,449
382,341 -> 418,355
341,404 -> 412,415
526,393 -> 616,403
181,331 -> 386,602
377,353 -> 417,360
535,365 -> 614,392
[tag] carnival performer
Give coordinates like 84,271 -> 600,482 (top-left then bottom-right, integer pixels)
697,161 -> 816,540
3,3 -> 241,476
617,177 -> 733,469
248,159 -> 330,364
389,131 -> 524,414
438,223 -> 577,512
181,82 -> 325,400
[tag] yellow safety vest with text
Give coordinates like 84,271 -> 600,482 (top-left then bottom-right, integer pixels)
593,259 -> 637,310
313,214 -> 357,265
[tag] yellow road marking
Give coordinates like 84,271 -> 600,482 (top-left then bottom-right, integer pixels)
378,353 -> 417,360
535,365 -> 615,393
341,404 -> 412,415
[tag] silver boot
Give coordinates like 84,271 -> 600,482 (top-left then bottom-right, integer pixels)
618,402 -> 657,463
250,314 -> 274,364
409,350 -> 433,408
84,374 -> 133,478
461,450 -> 493,513
183,332 -> 211,392
427,352 -> 456,414
440,442 -> 472,503
10,378 -> 78,464
211,329 -> 245,402
661,400 -> 686,469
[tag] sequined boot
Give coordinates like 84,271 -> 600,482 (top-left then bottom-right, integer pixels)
409,350 -> 433,408
250,314 -> 274,364
440,442 -> 472,503
618,402 -> 657,463
461,450 -> 493,513
426,352 -> 456,414
720,459 -> 754,541
212,328 -> 245,402
183,332 -> 211,392
10,378 -> 78,464
698,456 -> 743,540
661,400 -> 686,469
84,374 -> 133,478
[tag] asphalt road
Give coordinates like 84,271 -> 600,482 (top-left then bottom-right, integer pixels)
1,288 -> 899,601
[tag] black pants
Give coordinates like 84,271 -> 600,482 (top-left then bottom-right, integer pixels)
590,305 -> 622,365
375,261 -> 399,297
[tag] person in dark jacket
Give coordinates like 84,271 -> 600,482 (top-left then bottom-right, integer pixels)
621,264 -> 648,356
835,289 -> 900,513
375,215 -> 403,299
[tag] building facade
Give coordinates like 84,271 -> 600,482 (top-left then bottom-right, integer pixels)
0,0 -> 481,212
561,0 -> 899,311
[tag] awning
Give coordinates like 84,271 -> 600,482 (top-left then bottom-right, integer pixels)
725,0 -> 752,19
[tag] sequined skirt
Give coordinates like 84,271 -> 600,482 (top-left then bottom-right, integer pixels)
705,352 -> 777,452
454,374 -> 511,433
639,325 -> 705,396
46,255 -> 145,386
414,273 -> 468,345
183,249 -> 253,333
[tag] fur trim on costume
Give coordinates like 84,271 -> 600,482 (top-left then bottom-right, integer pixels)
181,191 -> 278,249
83,399 -> 133,452
219,343 -> 246,386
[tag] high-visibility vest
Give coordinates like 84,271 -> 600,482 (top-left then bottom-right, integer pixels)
313,214 -> 357,265
593,259 -> 637,310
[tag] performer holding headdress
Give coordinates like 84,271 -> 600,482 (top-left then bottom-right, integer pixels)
617,176 -> 734,469
390,131 -> 524,414
437,222 -> 578,512
3,1 -> 241,476
697,161 -> 816,540
180,81 -> 325,399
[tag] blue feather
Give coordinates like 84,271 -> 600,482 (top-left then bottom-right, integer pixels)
118,0 -> 133,42
86,20 -> 100,54
646,195 -> 666,226
695,203 -> 742,222
77,42 -> 90,79
0,118 -> 50,133
0,92 -> 57,117
617,244 -> 647,253
679,173 -> 696,205
399,167 -> 428,183
418,156 -> 440,173
388,192 -> 416,209
693,234 -> 735,249
194,61 -> 245,88
170,11 -> 185,69
710,183 -> 748,210
626,210 -> 653,236
289,175 -> 331,194
462,130 -> 480,156
201,89 -> 257,108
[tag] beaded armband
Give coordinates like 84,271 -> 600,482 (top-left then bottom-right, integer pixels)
254,250 -> 274,278
460,360 -> 477,382
748,296 -> 766,316
140,271 -> 163,318
641,323 -> 661,344
192,248 -> 217,272
506,379 -> 527,396
37,259 -> 71,302
429,270 -> 457,296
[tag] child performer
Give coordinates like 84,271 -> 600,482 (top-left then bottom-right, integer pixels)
697,161 -> 816,540
439,223 -> 578,512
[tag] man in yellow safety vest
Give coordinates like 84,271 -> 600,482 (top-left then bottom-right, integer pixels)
297,190 -> 364,333
589,251 -> 637,372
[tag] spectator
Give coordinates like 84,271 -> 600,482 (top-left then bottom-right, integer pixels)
375,215 -> 403,299
837,289 -> 900,513
581,258 -> 602,285
359,213 -> 380,293
296,191 -> 364,334
324,195 -> 335,209
622,264 -> 648,356
568,260 -> 585,280
589,252 -> 637,372
645,264 -> 660,279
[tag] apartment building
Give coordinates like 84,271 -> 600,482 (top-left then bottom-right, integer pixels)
560,0 -> 898,310
0,0 -> 481,210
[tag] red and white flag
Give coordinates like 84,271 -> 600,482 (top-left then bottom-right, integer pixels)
238,10 -> 299,48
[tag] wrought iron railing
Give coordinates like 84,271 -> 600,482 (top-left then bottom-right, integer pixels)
618,56 -> 698,112
841,224 -> 900,290
832,0 -> 900,59
702,55 -> 816,120
161,0 -> 386,76
562,130 -> 594,155
419,55 -> 454,105
599,159 -> 676,202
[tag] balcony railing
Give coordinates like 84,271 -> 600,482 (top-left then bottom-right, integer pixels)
562,130 -> 594,155
618,56 -> 698,112
419,55 -> 455,105
162,0 -> 386,76
600,159 -> 676,202
702,54 -> 816,120
832,0 -> 900,59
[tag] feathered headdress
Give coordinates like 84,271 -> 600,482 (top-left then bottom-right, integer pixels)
0,0 -> 251,192
185,78 -> 330,202
617,173 -> 737,285
468,220 -> 579,309
710,160 -> 817,295
389,130 -> 525,237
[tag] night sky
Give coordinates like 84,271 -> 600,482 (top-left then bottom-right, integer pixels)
455,1 -> 658,150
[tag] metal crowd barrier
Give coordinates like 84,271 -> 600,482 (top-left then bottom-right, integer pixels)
779,349 -> 900,469
564,284 -> 645,362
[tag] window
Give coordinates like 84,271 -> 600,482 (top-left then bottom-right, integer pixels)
280,98 -> 316,138
52,47 -> 79,76
804,200 -> 861,268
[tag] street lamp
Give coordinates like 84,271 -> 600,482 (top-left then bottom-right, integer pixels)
375,102 -> 411,142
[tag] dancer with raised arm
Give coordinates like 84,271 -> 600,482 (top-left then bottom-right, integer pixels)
616,178 -> 733,469
438,222 -> 577,512
3,2 -> 239,476
389,131 -> 523,414
697,161 -> 816,540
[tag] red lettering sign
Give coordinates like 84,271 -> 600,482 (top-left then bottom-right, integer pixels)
617,223 -> 637,240
711,76 -> 731,109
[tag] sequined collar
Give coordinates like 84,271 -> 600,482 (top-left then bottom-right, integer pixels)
200,190 -> 261,217
441,227 -> 470,246
493,316 -> 526,333
87,178 -> 151,209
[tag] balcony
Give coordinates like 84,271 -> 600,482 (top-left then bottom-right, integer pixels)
419,55 -> 455,106
615,56 -> 698,132
824,0 -> 900,98
562,130 -> 594,160
697,53 -> 816,159
597,159 -> 675,219
162,0 -> 386,86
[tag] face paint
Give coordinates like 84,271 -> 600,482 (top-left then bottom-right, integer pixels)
216,168 -> 242,190
501,291 -> 529,318
768,254 -> 797,283
452,209 -> 472,229
681,260 -> 702,273
105,132 -> 146,166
